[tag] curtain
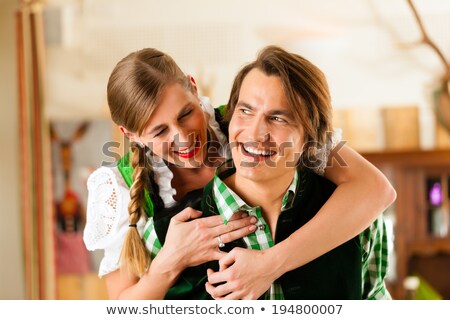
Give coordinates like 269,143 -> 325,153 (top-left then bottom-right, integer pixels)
16,0 -> 55,299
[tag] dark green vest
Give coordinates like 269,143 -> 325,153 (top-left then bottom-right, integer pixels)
274,169 -> 362,299
189,169 -> 362,300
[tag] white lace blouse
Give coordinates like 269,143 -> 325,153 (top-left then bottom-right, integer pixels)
83,97 -> 341,277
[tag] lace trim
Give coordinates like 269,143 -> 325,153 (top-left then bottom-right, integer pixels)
84,167 -> 122,250
84,166 -> 147,277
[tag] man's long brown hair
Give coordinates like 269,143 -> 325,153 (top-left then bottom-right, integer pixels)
226,45 -> 333,168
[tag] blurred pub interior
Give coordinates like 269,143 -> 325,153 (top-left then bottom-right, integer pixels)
1,0 -> 450,300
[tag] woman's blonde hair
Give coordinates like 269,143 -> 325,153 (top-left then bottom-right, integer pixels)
226,45 -> 333,169
107,48 -> 196,277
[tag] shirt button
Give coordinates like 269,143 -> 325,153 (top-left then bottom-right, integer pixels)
257,224 -> 265,230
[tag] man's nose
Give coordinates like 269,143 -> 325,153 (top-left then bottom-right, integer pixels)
247,116 -> 270,142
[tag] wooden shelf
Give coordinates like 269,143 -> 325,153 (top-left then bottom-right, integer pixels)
362,149 -> 450,299
362,149 -> 450,167
407,239 -> 450,256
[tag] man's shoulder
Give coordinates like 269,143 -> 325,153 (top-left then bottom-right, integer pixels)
298,167 -> 337,195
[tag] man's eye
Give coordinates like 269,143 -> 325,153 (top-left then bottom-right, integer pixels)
239,108 -> 251,115
271,116 -> 286,123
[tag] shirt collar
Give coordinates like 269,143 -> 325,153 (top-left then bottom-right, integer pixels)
213,159 -> 299,224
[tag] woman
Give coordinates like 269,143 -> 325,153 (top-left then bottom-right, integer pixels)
83,48 -> 396,299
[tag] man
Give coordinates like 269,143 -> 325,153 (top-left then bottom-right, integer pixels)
203,45 -> 390,299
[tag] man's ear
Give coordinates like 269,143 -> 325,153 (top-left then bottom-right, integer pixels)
187,75 -> 198,94
119,126 -> 138,142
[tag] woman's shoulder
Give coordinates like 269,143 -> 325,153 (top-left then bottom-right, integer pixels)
87,165 -> 127,190
84,165 -> 129,250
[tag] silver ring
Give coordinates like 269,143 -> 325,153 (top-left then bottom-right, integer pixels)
217,235 -> 225,248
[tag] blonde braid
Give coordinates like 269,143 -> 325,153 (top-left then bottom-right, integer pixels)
119,143 -> 151,277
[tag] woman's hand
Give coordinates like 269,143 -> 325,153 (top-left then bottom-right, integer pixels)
156,208 -> 257,275
205,247 -> 278,300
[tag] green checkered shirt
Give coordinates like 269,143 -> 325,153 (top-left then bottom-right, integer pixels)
211,161 -> 391,300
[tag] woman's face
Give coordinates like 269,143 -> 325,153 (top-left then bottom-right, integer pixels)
136,83 -> 208,168
228,68 -> 304,184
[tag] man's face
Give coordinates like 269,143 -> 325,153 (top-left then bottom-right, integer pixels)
228,68 -> 304,184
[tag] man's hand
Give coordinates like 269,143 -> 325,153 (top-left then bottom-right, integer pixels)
205,247 -> 277,299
